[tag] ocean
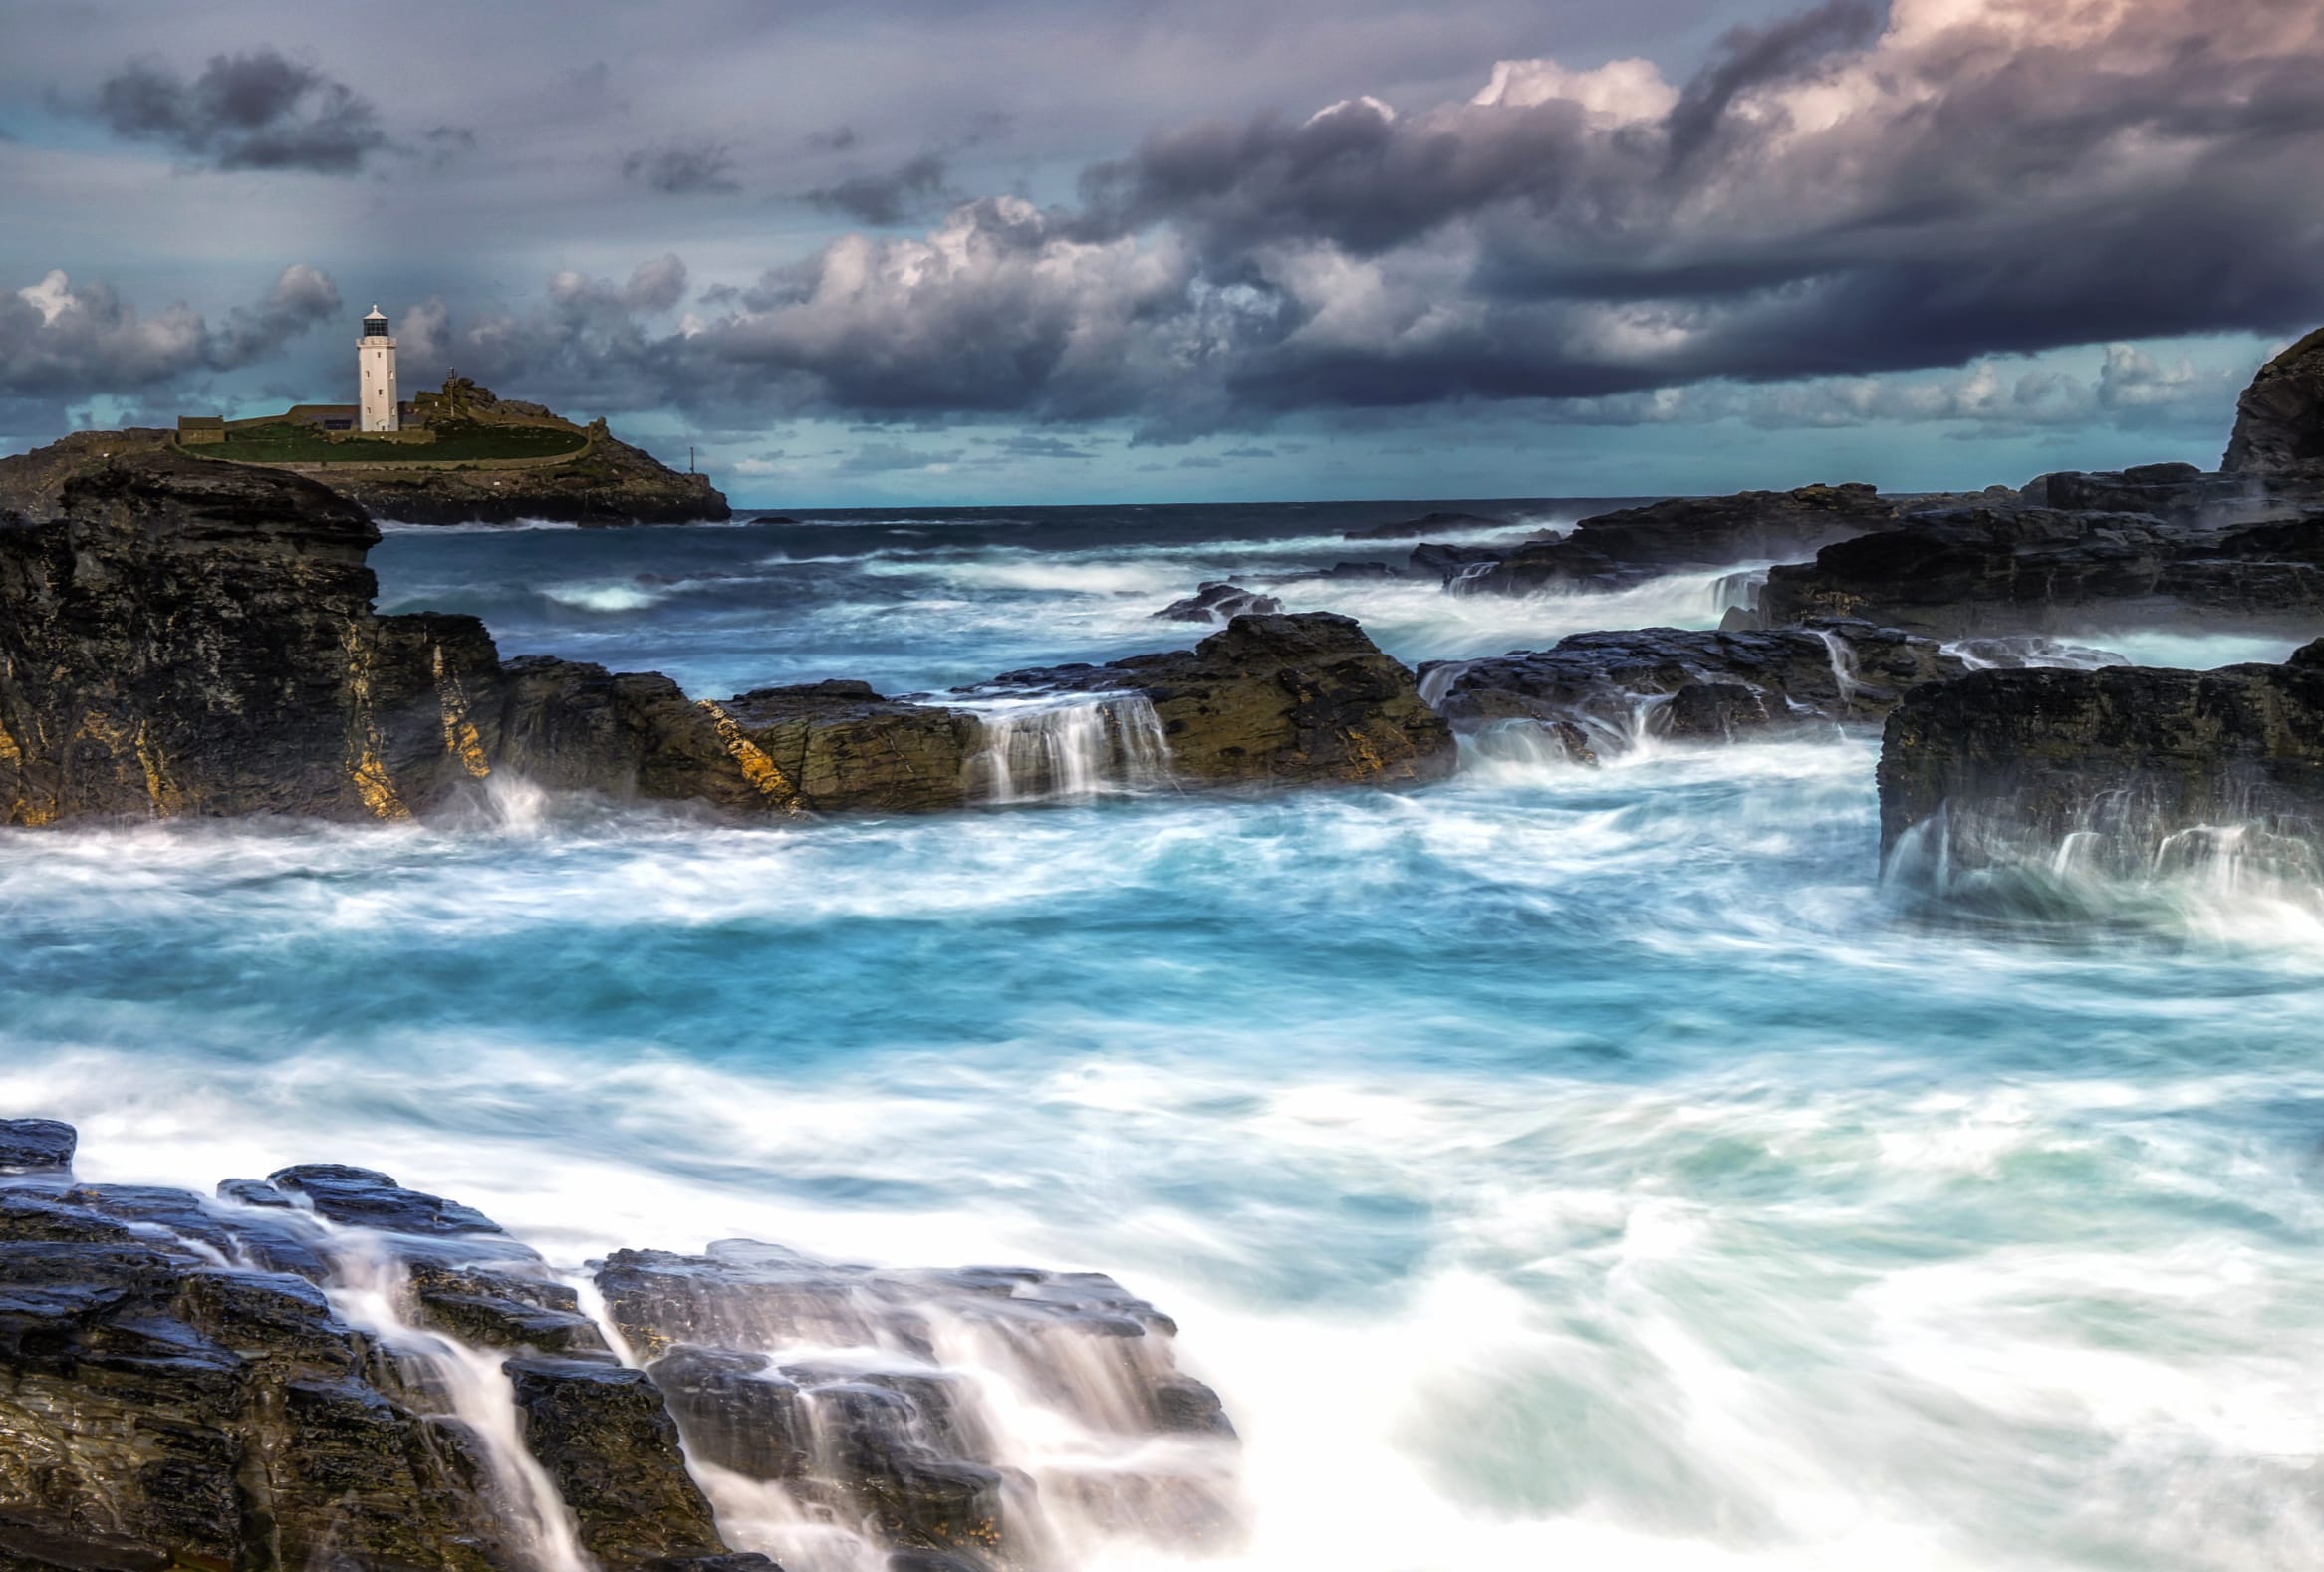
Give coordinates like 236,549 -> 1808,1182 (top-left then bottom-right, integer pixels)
3,499 -> 2319,1570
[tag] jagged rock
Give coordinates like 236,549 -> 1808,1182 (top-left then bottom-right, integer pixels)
0,1119 -> 75,1176
646,1345 -> 811,1479
1344,509 -> 1504,540
1743,504 -> 2324,638
599,1242 -> 1240,1565
2020,463 -> 2270,524
1153,582 -> 1284,623
1877,639 -> 2324,876
1445,484 -> 1902,594
1421,620 -> 1967,755
215,1177 -> 296,1208
0,1179 -> 508,1571
268,1163 -> 506,1236
504,1356 -> 730,1570
984,613 -> 1454,791
406,1256 -> 612,1357
1,1124 -> 1234,1572
2224,326 -> 2324,483
0,442 -> 1446,825
1409,542 -> 1503,583
1315,560 -> 1399,580
716,679 -> 979,814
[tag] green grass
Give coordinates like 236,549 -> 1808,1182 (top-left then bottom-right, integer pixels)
210,421 -> 588,464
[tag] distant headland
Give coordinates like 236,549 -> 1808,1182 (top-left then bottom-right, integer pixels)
167,306 -> 728,526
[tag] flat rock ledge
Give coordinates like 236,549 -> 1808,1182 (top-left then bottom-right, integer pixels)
0,1118 -> 1239,1572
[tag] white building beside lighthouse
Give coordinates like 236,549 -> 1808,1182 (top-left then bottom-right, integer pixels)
358,306 -> 399,432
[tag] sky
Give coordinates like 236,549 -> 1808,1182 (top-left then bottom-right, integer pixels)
2,0 -> 2320,508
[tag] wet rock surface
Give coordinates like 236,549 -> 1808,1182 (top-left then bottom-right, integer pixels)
0,1123 -> 1240,1572
1153,581 -> 1284,623
1422,620 -> 1971,759
0,442 -> 1448,825
0,1121 -> 74,1177
1877,639 -> 2324,876
600,1242 -> 1241,1565
2223,326 -> 2324,487
1740,504 -> 2324,638
981,612 -> 1455,791
1440,484 -> 1902,594
1344,508 -> 1504,540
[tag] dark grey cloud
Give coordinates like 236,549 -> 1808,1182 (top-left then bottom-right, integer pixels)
21,0 -> 2322,453
91,49 -> 387,172
623,138 -> 740,195
1663,0 -> 1878,167
803,154 -> 954,225
0,264 -> 339,401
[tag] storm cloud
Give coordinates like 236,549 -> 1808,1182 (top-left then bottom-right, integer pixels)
623,139 -> 739,195
1,263 -> 339,399
89,49 -> 387,173
11,0 -> 2324,460
803,154 -> 955,226
368,0 -> 2317,441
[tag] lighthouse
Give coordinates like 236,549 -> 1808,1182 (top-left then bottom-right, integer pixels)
358,306 -> 399,432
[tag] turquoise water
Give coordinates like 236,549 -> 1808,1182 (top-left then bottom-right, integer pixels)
4,508 -> 2321,1570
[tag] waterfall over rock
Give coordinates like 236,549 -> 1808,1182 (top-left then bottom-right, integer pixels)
964,694 -> 1172,804
0,1123 -> 1238,1572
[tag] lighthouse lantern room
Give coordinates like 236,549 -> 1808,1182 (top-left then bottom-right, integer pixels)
358,306 -> 399,432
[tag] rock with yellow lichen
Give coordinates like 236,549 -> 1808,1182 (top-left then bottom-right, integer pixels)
0,436 -> 1450,825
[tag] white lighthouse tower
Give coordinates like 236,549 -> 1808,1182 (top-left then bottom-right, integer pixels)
358,306 -> 399,432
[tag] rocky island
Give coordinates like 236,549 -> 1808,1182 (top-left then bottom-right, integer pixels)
173,371 -> 730,527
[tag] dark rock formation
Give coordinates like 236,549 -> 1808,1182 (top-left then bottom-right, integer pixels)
1422,620 -> 1970,760
2020,463 -> 2270,525
2223,327 -> 2324,484
0,1181 -> 517,1570
0,1120 -> 74,1177
981,612 -> 1455,792
1344,509 -> 1504,540
0,1121 -> 1240,1572
0,440 -> 1449,825
1315,560 -> 1400,580
1877,639 -> 2324,877
1445,484 -> 1902,595
269,1163 -> 507,1235
505,1357 -> 731,1568
1744,504 -> 2324,638
1153,582 -> 1285,623
599,1242 -> 1241,1563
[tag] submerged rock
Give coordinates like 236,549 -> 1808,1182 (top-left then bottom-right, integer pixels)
1153,582 -> 1284,623
1421,620 -> 1968,758
1344,508 -> 1504,540
1877,639 -> 2324,877
1741,504 -> 2324,638
1442,484 -> 1902,595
